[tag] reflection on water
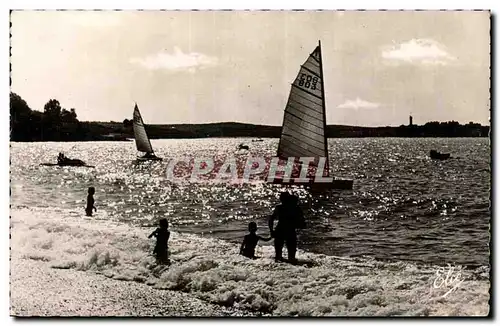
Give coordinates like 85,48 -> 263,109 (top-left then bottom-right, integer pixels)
10,137 -> 490,266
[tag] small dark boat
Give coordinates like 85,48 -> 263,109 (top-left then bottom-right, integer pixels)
252,138 -> 264,142
430,150 -> 450,160
238,144 -> 249,150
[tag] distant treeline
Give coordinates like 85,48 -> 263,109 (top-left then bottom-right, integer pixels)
10,92 -> 489,142
10,92 -> 120,142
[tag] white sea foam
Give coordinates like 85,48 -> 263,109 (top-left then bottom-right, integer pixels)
10,207 -> 490,316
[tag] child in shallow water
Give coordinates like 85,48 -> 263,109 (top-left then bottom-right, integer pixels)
148,218 -> 170,264
240,222 -> 272,259
85,187 -> 97,217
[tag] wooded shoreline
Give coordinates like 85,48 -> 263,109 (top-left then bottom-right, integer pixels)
10,92 -> 489,142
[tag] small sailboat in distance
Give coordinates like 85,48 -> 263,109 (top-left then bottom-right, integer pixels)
133,103 -> 162,161
272,41 -> 353,190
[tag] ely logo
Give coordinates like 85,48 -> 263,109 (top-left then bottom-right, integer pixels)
432,264 -> 466,298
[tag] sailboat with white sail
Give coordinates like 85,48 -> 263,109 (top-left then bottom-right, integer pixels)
133,104 -> 162,161
273,41 -> 353,190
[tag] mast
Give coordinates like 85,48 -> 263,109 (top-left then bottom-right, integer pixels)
140,108 -> 154,154
133,103 -> 155,154
276,101 -> 286,159
317,40 -> 330,177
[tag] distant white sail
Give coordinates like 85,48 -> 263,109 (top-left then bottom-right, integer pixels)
133,104 -> 154,154
277,44 -> 329,175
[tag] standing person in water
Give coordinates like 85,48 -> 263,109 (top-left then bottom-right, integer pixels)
148,218 -> 170,264
269,192 -> 306,263
85,187 -> 97,217
239,222 -> 272,259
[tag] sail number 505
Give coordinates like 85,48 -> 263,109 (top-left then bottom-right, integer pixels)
299,74 -> 319,90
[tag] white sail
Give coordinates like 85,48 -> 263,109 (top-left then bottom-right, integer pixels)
133,104 -> 154,154
277,43 -> 329,175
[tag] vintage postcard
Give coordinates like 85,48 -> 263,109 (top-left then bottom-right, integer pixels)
9,10 -> 490,317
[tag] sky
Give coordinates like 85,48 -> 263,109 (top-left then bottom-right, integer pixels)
10,10 -> 490,126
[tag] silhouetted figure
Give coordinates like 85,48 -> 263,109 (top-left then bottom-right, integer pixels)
239,222 -> 272,259
143,152 -> 156,158
269,192 -> 306,263
148,218 -> 170,264
85,187 -> 97,217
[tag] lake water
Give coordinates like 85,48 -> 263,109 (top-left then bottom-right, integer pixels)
10,137 -> 490,267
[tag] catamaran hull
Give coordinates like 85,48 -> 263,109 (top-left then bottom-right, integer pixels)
271,177 -> 354,190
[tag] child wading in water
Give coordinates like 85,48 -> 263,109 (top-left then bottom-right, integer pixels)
148,218 -> 170,264
85,187 -> 97,217
240,222 -> 272,259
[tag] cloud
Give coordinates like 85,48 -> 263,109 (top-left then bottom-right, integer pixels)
130,47 -> 218,72
337,98 -> 380,110
381,39 -> 456,65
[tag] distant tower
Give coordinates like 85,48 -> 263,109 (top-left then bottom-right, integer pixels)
409,115 -> 413,127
